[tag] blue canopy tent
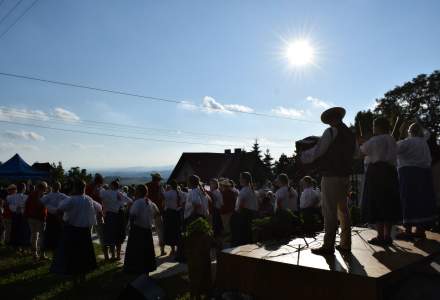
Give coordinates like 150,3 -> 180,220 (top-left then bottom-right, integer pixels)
0,154 -> 49,180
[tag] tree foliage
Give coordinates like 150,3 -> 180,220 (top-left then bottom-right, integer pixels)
262,149 -> 274,180
374,70 -> 440,140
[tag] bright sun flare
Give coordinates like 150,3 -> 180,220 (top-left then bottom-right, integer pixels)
285,39 -> 315,67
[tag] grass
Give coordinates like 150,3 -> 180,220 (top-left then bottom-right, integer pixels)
0,244 -> 191,300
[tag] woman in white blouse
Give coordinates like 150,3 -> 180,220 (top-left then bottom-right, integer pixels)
231,172 -> 258,246
124,184 -> 157,275
184,175 -> 210,221
100,180 -> 133,261
396,122 -> 436,239
360,117 -> 401,246
209,178 -> 224,237
50,179 -> 102,284
274,173 -> 298,213
163,180 -> 185,255
8,182 -> 30,249
41,181 -> 69,252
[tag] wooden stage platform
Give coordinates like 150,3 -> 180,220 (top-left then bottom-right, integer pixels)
216,227 -> 440,300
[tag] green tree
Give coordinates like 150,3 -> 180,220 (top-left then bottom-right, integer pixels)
50,162 -> 65,184
251,139 -> 262,161
374,70 -> 440,140
354,110 -> 376,138
66,167 -> 92,183
262,149 -> 274,180
273,154 -> 295,177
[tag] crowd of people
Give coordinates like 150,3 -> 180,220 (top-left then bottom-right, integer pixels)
0,169 -> 322,283
0,106 -> 438,289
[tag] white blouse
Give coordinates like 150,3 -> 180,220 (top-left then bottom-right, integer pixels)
129,198 -> 153,229
7,193 -> 28,213
163,190 -> 186,210
235,186 -> 258,211
59,195 -> 102,228
300,187 -> 320,209
184,188 -> 210,219
210,189 -> 224,209
397,136 -> 432,169
275,186 -> 298,212
100,190 -> 132,213
361,134 -> 397,165
41,192 -> 69,214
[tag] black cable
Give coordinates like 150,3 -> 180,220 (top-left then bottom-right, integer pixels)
0,0 -> 24,26
0,119 -> 264,148
1,108 -> 295,142
0,0 -> 40,39
0,71 -> 320,124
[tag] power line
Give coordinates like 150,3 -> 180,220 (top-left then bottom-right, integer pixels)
0,71 -> 320,124
1,108 -> 295,142
0,119 -> 293,149
0,0 -> 24,26
0,0 -> 40,39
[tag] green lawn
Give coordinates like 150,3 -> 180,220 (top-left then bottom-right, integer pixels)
0,245 -> 190,300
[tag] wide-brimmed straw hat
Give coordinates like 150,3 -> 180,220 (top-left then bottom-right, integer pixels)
321,107 -> 346,124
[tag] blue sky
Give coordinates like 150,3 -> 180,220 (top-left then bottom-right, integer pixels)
1,0 -> 439,169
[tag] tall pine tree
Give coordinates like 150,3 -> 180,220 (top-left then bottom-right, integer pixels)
262,149 -> 274,180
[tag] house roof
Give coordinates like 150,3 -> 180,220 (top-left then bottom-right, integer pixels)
168,151 -> 262,183
0,154 -> 49,180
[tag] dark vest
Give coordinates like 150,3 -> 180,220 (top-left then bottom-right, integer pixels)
319,123 -> 355,177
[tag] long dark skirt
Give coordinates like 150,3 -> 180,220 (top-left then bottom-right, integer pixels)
103,211 -> 126,246
43,213 -> 63,251
212,207 -> 224,237
9,213 -> 30,247
163,209 -> 181,247
399,166 -> 437,226
124,224 -> 157,275
230,208 -> 256,247
50,224 -> 97,275
361,162 -> 401,223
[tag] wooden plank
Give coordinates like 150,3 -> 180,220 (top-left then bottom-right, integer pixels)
216,227 -> 440,300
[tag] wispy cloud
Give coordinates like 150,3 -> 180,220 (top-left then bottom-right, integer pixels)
306,96 -> 331,109
4,130 -> 45,141
0,106 -> 80,123
180,96 -> 254,115
0,107 -> 49,121
71,143 -> 104,150
223,104 -> 254,113
0,142 -> 39,152
271,106 -> 305,118
53,107 -> 80,122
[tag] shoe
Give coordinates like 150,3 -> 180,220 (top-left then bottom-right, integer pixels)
311,247 -> 335,255
335,245 -> 351,254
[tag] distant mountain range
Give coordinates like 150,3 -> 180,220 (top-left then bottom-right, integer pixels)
89,166 -> 174,184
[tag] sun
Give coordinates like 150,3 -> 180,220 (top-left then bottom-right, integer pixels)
285,39 -> 315,67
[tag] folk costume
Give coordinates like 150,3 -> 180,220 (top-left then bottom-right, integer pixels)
51,195 -> 101,276
301,107 -> 356,253
41,191 -> 69,251
163,189 -> 185,247
24,190 -> 47,258
397,133 -> 436,226
100,189 -> 132,247
231,186 -> 258,247
8,192 -> 30,247
274,185 -> 298,212
123,198 -> 157,275
208,188 -> 224,237
361,134 -> 401,224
